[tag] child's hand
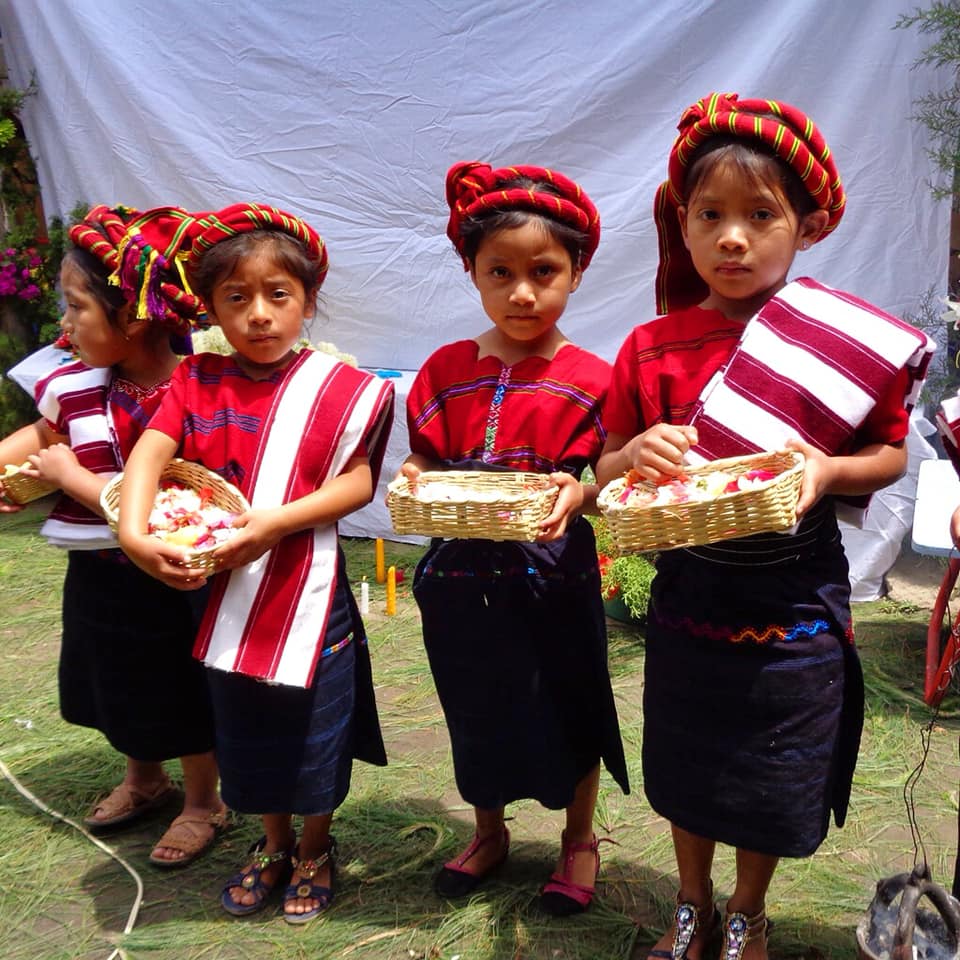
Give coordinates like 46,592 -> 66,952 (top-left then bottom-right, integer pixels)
393,461 -> 422,498
120,532 -> 210,591
785,438 -> 835,518
208,507 -> 287,571
622,424 -> 698,483
28,443 -> 79,486
951,505 -> 960,550
537,473 -> 584,541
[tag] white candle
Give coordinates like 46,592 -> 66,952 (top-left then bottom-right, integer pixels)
360,578 -> 369,615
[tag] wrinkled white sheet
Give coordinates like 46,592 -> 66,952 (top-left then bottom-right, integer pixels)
1,0 -> 953,583
0,0 -> 950,372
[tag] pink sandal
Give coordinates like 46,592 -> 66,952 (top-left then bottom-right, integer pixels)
434,826 -> 510,898
540,830 -> 609,916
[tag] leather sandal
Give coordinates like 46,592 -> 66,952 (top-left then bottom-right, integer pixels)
721,908 -> 769,960
540,831 -> 612,916
283,838 -> 337,925
434,826 -> 510,898
149,807 -> 232,869
83,777 -> 179,831
220,835 -> 295,917
648,884 -> 720,959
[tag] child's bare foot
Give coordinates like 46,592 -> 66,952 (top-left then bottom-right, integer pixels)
149,803 -> 230,867
220,834 -> 295,916
83,775 -> 178,830
433,826 -> 510,898
720,907 -> 769,960
647,893 -> 719,960
283,839 -> 336,924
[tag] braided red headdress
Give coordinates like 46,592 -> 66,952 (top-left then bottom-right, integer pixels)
445,161 -> 601,270
112,206 -> 205,333
654,92 -> 846,314
67,204 -> 138,271
185,202 -> 329,288
67,204 -> 204,337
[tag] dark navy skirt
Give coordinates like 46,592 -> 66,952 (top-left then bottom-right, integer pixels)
414,516 -> 629,811
59,549 -> 214,762
207,548 -> 386,815
642,502 -> 864,858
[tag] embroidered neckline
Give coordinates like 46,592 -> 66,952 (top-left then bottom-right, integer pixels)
111,376 -> 168,403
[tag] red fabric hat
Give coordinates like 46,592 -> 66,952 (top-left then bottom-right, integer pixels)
654,92 -> 846,314
67,205 -> 140,271
185,202 -> 329,288
445,161 -> 601,270
68,204 -> 203,335
112,206 -> 206,332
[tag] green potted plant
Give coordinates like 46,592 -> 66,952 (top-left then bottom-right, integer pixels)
591,514 -> 656,624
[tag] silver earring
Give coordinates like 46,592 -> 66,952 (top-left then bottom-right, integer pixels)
801,240 -> 810,250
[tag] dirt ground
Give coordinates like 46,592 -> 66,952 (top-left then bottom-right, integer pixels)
883,547 -> 949,608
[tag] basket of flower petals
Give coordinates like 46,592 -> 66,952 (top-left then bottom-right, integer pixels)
1,462 -> 59,505
386,470 -> 558,541
597,449 -> 804,554
100,458 -> 249,571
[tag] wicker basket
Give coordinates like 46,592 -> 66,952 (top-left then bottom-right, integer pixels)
100,458 -> 249,571
386,470 -> 558,541
1,464 -> 59,505
598,450 -> 804,554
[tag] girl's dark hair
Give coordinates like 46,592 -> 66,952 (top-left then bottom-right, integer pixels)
457,176 -> 590,268
61,246 -> 128,326
683,136 -> 818,219
188,230 -> 320,306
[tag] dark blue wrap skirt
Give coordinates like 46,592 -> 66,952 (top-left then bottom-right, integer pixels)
414,516 -> 629,811
641,500 -> 864,858
207,547 -> 386,815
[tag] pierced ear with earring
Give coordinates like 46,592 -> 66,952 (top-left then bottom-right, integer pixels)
800,240 -> 810,250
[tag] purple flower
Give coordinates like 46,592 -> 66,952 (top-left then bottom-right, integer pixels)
17,284 -> 40,300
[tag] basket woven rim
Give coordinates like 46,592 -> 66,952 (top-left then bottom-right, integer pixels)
99,458 -> 250,551
386,469 -> 559,541
1,464 -> 59,504
387,469 -> 557,499
598,450 -> 804,511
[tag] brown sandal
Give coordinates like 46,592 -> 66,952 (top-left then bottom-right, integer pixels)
149,807 -> 232,869
83,778 -> 180,830
721,908 -> 769,960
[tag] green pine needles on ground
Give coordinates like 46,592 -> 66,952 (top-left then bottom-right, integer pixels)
1,506 -> 959,959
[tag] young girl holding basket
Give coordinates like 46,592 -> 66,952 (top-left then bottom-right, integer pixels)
118,202 -> 394,923
597,93 -> 933,959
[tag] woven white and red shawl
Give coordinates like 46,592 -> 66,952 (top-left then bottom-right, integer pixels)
193,350 -> 394,688
686,277 -> 934,523
936,393 -> 960,478
33,360 -> 120,548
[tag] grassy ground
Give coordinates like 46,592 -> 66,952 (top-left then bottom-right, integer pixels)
1,501 -> 958,959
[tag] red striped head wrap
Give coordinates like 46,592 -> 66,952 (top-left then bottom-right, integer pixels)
185,202 -> 329,288
67,204 -> 138,272
68,205 -> 205,335
445,161 -> 601,270
654,92 -> 846,314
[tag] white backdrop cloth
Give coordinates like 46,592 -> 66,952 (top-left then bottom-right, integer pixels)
1,0 -> 953,578
0,0 -> 951,371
